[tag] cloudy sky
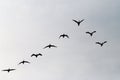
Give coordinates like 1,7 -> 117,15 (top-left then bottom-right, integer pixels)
0,0 -> 120,80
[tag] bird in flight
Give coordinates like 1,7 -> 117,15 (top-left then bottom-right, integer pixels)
43,44 -> 57,49
18,60 -> 30,65
2,68 -> 16,73
96,41 -> 107,47
86,31 -> 96,37
59,34 -> 69,39
31,53 -> 42,58
73,19 -> 84,26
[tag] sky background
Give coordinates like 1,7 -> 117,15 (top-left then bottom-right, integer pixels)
0,0 -> 120,80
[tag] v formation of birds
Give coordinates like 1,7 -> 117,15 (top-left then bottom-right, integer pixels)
2,19 -> 107,73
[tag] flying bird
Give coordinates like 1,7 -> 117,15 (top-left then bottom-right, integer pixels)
59,34 -> 69,39
96,41 -> 107,47
43,44 -> 57,49
31,53 -> 42,58
73,19 -> 84,26
86,31 -> 96,37
18,60 -> 30,65
2,68 -> 16,73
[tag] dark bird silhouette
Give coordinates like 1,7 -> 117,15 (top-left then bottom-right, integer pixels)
73,19 -> 84,26
43,44 -> 57,49
31,53 -> 42,58
86,31 -> 96,36
18,60 -> 30,65
96,41 -> 107,47
59,34 -> 69,39
2,68 -> 16,73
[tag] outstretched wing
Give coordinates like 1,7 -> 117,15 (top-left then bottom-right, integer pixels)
38,53 -> 42,56
65,35 -> 69,38
18,62 -> 23,65
2,69 -> 9,72
72,19 -> 78,23
59,35 -> 63,39
43,45 -> 49,49
10,69 -> 16,71
92,31 -> 96,34
31,54 -> 36,57
51,45 -> 57,48
96,42 -> 101,45
80,19 -> 84,23
24,61 -> 30,63
2,69 -> 16,72
103,41 -> 107,44
86,32 -> 91,34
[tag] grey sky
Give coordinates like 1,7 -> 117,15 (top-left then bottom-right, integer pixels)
0,0 -> 120,80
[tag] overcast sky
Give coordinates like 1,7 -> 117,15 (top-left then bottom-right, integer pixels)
0,0 -> 120,80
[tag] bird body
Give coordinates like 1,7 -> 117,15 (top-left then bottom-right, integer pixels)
18,60 -> 30,65
73,19 -> 84,26
86,31 -> 96,36
31,53 -> 42,58
43,44 -> 57,49
59,34 -> 69,39
2,68 -> 16,73
96,41 -> 107,47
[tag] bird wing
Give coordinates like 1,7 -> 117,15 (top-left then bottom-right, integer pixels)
72,19 -> 78,23
24,61 -> 30,63
2,69 -> 15,72
31,54 -> 36,57
18,62 -> 22,65
65,35 -> 69,38
2,69 -> 9,71
80,19 -> 84,23
10,69 -> 16,71
59,35 -> 63,38
103,41 -> 107,44
43,45 -> 48,49
51,45 -> 57,47
92,31 -> 96,34
96,42 -> 101,45
38,53 -> 42,56
86,32 -> 91,34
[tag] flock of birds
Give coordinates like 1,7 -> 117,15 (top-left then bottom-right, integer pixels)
2,19 -> 107,73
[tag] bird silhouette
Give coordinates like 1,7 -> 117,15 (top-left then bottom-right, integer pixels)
96,41 -> 107,47
73,19 -> 84,26
18,60 -> 30,65
59,34 -> 69,39
86,31 -> 96,36
43,44 -> 57,49
2,68 -> 16,73
31,53 -> 42,58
